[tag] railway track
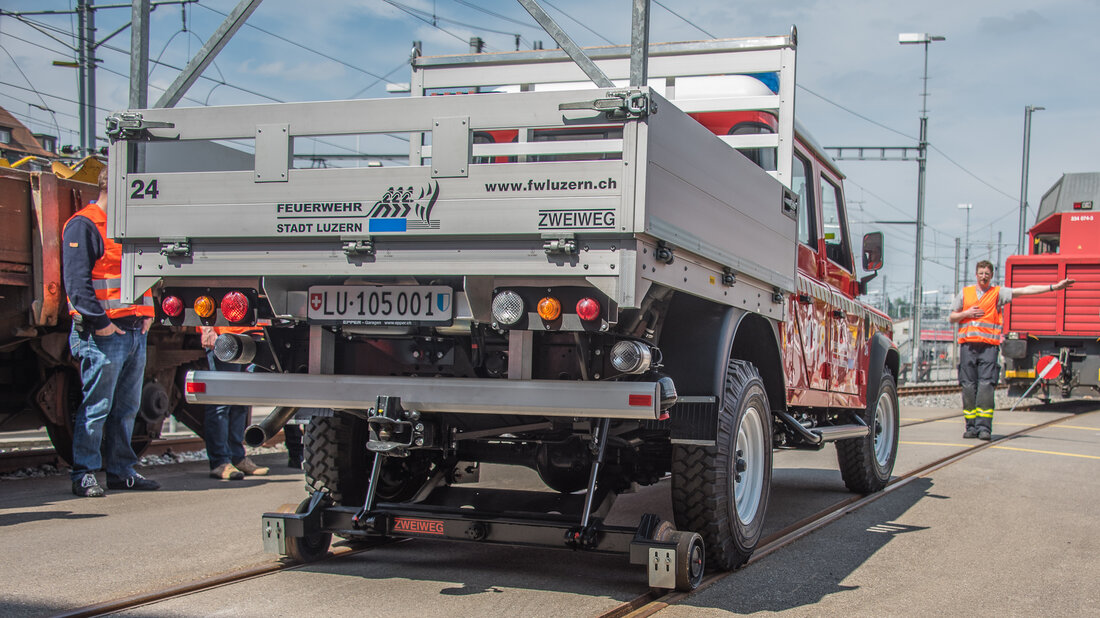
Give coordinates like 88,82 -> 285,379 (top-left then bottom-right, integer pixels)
0,437 -> 207,475
50,404 -> 1095,618
897,383 -> 961,396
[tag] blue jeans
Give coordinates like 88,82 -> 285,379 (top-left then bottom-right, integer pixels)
203,351 -> 248,468
69,325 -> 147,481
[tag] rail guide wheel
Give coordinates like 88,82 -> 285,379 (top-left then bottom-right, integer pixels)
274,498 -> 332,563
643,520 -> 705,591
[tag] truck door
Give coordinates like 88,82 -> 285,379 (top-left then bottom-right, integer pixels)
787,151 -> 830,395
819,172 -> 861,395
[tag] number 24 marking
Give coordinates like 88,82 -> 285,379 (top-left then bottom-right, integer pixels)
130,178 -> 160,199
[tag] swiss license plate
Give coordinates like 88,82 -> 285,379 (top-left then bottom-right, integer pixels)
307,285 -> 453,324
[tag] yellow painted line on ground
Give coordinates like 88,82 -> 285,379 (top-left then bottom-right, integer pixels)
901,441 -> 977,448
900,417 -> 926,422
989,445 -> 1100,460
901,440 -> 1100,460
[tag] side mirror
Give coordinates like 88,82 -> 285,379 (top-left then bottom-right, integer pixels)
862,231 -> 884,272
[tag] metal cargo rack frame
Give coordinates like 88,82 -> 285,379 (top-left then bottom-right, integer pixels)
107,35 -> 799,325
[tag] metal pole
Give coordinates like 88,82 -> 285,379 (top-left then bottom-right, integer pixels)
1018,105 -> 1044,254
76,0 -> 89,155
83,0 -> 97,154
155,0 -> 264,108
953,237 -> 960,299
629,0 -> 651,88
910,40 -> 930,384
995,231 -> 1002,285
964,206 -> 970,279
516,0 -> 614,88
130,0 -> 150,173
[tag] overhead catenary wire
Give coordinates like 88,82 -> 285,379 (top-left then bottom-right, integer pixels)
379,0 -> 489,48
194,2 -> 399,82
653,0 -> 716,38
540,0 -> 616,45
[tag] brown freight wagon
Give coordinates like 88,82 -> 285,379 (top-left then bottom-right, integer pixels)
0,158 -> 207,460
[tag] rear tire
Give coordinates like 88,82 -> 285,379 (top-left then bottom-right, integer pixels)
304,414 -> 433,506
672,359 -> 772,570
837,373 -> 899,494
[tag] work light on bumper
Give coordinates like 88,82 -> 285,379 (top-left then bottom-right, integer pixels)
610,340 -> 653,374
220,291 -> 250,323
213,332 -> 256,364
491,290 -> 524,326
161,295 -> 183,317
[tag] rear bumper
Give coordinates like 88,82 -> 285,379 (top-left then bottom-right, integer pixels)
186,371 -> 662,420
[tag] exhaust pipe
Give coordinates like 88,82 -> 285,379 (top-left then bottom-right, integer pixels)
244,406 -> 300,447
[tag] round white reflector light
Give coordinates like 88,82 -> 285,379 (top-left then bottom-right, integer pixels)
491,291 -> 525,325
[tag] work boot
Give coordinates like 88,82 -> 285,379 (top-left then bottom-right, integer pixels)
977,429 -> 992,441
72,473 -> 105,498
287,456 -> 302,469
234,457 -> 269,476
106,472 -> 160,491
962,427 -> 979,439
210,462 -> 245,480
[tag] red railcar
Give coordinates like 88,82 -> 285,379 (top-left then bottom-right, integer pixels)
1002,172 -> 1100,398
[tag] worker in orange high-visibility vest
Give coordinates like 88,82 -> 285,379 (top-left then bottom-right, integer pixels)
948,260 -> 1073,441
198,325 -> 270,479
62,163 -> 159,497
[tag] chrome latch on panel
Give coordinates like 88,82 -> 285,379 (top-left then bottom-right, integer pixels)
559,90 -> 654,119
342,238 -> 375,257
543,237 -> 578,256
106,112 -> 177,143
159,238 -> 191,257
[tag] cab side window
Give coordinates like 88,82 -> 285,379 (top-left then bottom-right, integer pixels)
820,175 -> 852,271
792,153 -> 815,247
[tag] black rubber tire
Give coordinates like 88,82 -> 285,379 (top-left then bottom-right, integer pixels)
837,373 -> 899,494
671,359 -> 772,571
304,415 -> 370,505
304,414 -> 433,506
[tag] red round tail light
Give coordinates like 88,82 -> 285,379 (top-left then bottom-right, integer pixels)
161,295 -> 184,317
575,297 -> 601,321
220,291 -> 250,323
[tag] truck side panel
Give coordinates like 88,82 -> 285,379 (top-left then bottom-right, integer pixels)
641,95 -> 796,293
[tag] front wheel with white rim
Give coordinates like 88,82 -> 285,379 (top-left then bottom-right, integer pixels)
836,373 -> 899,494
672,359 -> 772,571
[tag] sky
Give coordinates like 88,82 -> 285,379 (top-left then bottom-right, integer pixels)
2,0 -> 1098,308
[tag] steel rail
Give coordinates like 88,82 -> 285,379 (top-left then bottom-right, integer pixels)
0,436 -> 207,475
601,403 -> 1098,618
50,540 -> 399,618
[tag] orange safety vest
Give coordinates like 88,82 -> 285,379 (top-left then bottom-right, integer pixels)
958,285 -> 1002,345
66,203 -> 155,320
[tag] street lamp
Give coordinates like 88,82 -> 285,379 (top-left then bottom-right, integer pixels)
899,32 -> 945,383
958,203 -> 973,285
1018,105 -> 1045,255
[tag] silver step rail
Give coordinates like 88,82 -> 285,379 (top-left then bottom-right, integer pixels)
186,370 -> 662,420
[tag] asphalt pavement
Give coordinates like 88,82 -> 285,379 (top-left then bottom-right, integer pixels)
0,403 -> 1097,617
